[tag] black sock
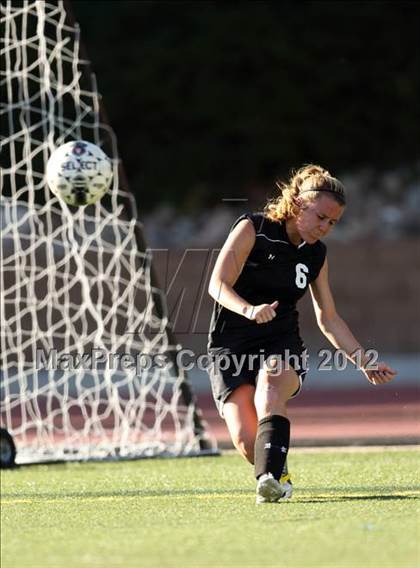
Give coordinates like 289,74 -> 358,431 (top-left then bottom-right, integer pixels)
254,415 -> 290,480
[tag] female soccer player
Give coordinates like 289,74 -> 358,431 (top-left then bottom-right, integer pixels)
207,164 -> 397,504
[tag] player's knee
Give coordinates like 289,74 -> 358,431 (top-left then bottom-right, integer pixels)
255,376 -> 289,417
256,375 -> 280,402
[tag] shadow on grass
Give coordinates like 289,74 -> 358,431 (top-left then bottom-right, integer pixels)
297,493 -> 419,503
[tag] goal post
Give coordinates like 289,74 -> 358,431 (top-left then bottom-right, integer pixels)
0,0 -> 217,464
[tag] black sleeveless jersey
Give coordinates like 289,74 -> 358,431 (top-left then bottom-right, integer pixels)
208,212 -> 327,351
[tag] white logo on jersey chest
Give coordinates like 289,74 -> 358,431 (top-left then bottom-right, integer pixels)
268,254 -> 276,260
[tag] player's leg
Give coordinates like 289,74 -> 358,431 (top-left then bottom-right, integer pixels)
207,349 -> 293,475
254,366 -> 300,420
253,366 -> 300,503
222,383 -> 257,464
207,350 -> 259,462
222,383 -> 292,479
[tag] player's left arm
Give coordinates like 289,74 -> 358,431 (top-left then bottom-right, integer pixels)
309,258 -> 397,385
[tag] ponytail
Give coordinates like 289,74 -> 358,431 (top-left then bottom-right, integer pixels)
264,164 -> 346,222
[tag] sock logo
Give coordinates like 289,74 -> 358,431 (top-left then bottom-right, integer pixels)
265,443 -> 288,453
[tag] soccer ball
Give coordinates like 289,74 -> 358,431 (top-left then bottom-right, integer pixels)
46,140 -> 113,206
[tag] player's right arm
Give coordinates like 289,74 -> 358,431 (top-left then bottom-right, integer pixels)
208,219 -> 278,324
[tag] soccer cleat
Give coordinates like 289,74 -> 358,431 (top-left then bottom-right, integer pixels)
279,474 -> 293,500
256,473 -> 286,504
279,462 -> 293,500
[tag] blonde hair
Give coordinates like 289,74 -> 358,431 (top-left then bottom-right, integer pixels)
264,164 -> 346,222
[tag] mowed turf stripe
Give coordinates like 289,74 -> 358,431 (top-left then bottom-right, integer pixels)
2,489 -> 419,505
1,493 -> 251,504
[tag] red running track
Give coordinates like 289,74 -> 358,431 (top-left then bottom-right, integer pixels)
197,387 -> 420,447
3,387 -> 418,450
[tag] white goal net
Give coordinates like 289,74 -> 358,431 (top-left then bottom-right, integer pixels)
0,0 -> 215,463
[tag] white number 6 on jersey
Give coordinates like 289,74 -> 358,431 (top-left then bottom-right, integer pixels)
295,263 -> 309,289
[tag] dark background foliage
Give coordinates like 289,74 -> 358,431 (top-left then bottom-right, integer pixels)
72,0 -> 420,211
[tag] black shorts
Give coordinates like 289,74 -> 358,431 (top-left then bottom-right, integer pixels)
207,339 -> 307,417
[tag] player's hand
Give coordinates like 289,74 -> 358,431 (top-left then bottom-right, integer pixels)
248,301 -> 279,324
362,361 -> 397,385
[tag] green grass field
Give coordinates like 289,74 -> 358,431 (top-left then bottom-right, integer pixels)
1,448 -> 419,568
